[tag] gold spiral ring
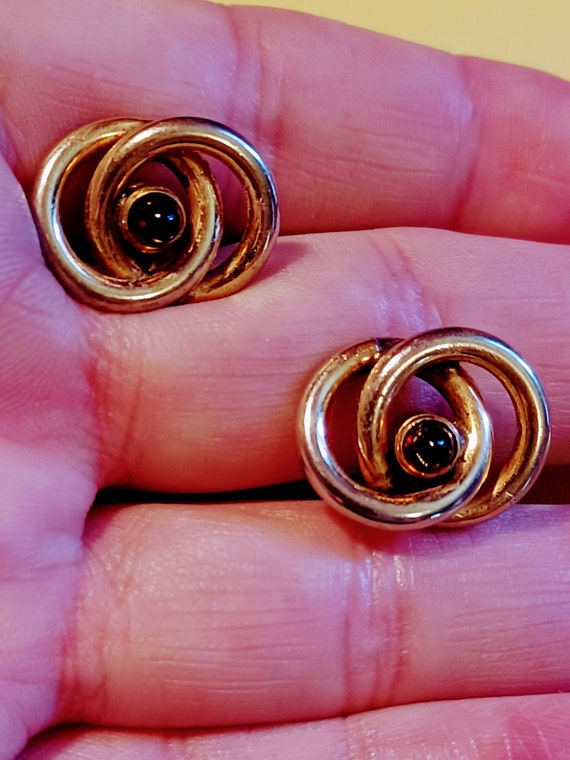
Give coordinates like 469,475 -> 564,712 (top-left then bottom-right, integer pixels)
298,328 -> 550,530
32,117 -> 279,311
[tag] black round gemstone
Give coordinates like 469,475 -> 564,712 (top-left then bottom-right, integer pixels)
400,418 -> 459,477
127,191 -> 184,249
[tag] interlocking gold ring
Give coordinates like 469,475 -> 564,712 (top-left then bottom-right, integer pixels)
298,328 -> 550,530
32,117 -> 279,311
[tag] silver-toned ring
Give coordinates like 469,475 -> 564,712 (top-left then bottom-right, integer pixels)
298,328 -> 550,530
32,117 -> 279,312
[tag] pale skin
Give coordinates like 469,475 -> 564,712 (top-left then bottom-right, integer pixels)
1,0 -> 570,756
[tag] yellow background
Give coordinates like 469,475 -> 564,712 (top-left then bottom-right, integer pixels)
225,0 -> 570,80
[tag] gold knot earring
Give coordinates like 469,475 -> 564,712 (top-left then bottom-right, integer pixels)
298,328 -> 550,530
33,117 -> 279,311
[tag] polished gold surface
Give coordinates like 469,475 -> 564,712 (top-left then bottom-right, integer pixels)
32,117 -> 279,312
298,328 -> 550,530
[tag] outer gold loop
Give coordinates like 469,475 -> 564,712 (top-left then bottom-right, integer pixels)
298,328 -> 550,531
32,117 -> 279,312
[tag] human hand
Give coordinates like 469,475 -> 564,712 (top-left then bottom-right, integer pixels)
1,0 -> 569,756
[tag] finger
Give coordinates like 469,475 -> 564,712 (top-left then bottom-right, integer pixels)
58,500 -> 570,728
17,693 -> 570,758
4,0 -> 570,240
92,228 -> 570,492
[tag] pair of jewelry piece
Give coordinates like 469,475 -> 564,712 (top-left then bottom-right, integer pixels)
32,117 -> 551,531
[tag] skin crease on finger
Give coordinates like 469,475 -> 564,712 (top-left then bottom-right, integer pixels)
16,695 -> 570,759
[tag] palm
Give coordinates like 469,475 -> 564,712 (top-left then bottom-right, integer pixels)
1,0 -> 569,757
0,161 -> 97,755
